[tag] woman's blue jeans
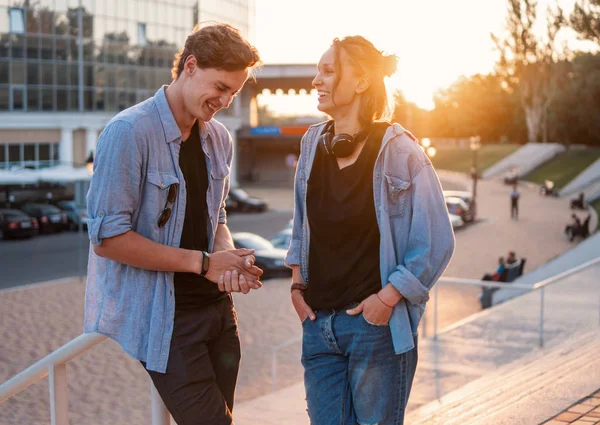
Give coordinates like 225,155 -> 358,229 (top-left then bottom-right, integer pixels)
301,307 -> 418,425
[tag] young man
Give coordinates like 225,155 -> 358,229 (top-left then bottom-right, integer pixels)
85,23 -> 262,425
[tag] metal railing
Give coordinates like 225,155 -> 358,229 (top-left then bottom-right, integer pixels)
0,333 -> 170,425
270,256 -> 600,391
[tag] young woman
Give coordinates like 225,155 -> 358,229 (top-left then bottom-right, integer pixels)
285,36 -> 455,425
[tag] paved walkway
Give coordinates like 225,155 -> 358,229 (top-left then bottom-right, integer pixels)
543,390 -> 600,424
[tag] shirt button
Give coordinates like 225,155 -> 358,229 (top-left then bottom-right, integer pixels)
376,174 -> 381,179
160,183 -> 165,188
98,211 -> 104,217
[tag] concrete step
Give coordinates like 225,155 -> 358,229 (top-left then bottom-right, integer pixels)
407,330 -> 600,425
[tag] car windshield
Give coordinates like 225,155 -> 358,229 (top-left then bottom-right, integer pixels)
231,188 -> 249,200
234,233 -> 273,251
41,205 -> 61,214
1,210 -> 28,219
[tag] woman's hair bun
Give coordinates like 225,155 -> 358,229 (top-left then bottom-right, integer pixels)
382,54 -> 398,77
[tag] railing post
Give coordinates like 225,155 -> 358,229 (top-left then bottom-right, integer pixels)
539,287 -> 545,348
48,364 -> 69,425
433,284 -> 439,341
151,382 -> 170,425
271,351 -> 277,392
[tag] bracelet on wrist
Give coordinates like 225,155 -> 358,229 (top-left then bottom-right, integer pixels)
376,292 -> 394,309
291,282 -> 308,293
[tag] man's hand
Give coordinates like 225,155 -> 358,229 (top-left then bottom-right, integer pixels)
204,249 -> 263,290
291,289 -> 315,323
346,293 -> 393,325
217,253 -> 263,294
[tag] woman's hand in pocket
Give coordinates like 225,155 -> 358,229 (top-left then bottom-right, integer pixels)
291,289 -> 315,323
347,294 -> 393,325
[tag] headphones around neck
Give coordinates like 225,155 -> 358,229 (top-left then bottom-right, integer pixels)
319,121 -> 374,158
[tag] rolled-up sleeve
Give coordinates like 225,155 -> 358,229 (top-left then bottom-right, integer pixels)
388,163 -> 455,305
87,120 -> 142,246
284,135 -> 309,268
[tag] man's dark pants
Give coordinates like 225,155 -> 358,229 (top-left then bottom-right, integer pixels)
142,295 -> 241,425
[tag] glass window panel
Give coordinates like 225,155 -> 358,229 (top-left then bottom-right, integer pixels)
116,67 -> 126,88
70,37 -> 79,60
70,64 -> 79,86
0,87 -> 8,110
27,86 -> 40,110
40,36 -> 53,59
0,145 -> 5,164
84,88 -> 93,110
24,144 -> 35,161
94,64 -> 105,86
95,87 -> 104,110
39,143 -> 50,161
56,37 -> 68,60
41,62 -> 54,85
9,7 -> 25,34
10,34 -> 25,58
105,89 -> 116,110
56,63 -> 68,85
41,87 -> 54,110
137,22 -> 147,46
39,8 -> 54,34
117,90 -> 127,110
106,66 -> 116,87
52,143 -> 59,161
27,61 -> 39,84
83,39 -> 94,61
10,61 -> 25,84
0,61 -> 8,84
54,11 -> 68,36
12,87 -> 25,110
26,35 -> 39,58
127,67 -> 137,89
56,88 -> 68,110
25,8 -> 39,33
69,88 -> 78,110
84,64 -> 93,87
8,145 -> 20,162
127,90 -> 135,107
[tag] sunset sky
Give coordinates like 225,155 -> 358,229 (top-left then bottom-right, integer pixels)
253,0 -> 590,112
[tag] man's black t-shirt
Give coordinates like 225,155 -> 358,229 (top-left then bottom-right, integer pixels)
174,121 -> 226,308
304,123 -> 389,311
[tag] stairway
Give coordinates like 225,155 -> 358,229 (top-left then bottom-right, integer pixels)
406,330 -> 600,425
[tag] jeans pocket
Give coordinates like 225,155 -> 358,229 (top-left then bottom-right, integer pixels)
301,316 -> 310,326
362,314 -> 390,327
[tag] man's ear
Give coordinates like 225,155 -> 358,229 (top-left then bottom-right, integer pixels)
356,75 -> 370,94
184,55 -> 197,76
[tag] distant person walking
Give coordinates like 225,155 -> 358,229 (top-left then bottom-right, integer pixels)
510,185 -> 520,220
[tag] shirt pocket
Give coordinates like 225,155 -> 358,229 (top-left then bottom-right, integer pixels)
385,174 -> 411,217
146,171 -> 180,219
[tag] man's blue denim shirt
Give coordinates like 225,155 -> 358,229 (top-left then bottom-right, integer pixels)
286,122 -> 455,355
84,86 -> 233,373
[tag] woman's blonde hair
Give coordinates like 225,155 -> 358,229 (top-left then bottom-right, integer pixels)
331,36 -> 397,125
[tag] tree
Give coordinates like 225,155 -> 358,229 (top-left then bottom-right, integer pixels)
570,0 -> 600,44
492,0 -> 566,143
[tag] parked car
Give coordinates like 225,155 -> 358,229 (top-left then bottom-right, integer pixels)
443,190 -> 476,221
270,227 -> 292,250
55,200 -> 89,231
449,213 -> 464,229
231,232 -> 290,279
445,196 -> 475,223
226,188 -> 268,213
20,203 -> 67,234
0,208 -> 39,239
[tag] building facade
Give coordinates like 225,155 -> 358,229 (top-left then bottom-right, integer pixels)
0,0 -> 254,172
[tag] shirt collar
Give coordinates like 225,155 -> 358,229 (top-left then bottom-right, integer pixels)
154,85 -> 182,144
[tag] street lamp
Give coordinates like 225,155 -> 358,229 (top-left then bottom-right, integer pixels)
470,136 -> 481,213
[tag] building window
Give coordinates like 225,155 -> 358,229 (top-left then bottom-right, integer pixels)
9,8 -> 26,35
1,143 -> 58,169
138,23 -> 147,47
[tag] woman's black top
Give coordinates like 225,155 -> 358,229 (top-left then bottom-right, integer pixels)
304,123 -> 389,310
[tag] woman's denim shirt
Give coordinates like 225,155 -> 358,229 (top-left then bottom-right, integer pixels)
84,86 -> 232,373
285,122 -> 455,354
